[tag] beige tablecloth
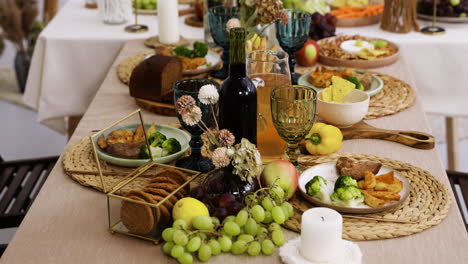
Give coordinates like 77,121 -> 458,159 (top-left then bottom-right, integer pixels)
2,39 -> 467,264
23,0 -> 203,134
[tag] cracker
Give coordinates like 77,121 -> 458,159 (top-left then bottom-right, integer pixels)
120,195 -> 155,235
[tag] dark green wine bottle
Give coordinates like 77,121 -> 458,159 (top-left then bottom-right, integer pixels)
219,27 -> 257,144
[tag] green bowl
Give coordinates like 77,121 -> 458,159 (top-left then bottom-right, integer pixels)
95,124 -> 190,167
298,69 -> 383,97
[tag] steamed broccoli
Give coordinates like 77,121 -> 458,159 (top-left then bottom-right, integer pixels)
139,144 -> 150,159
330,186 -> 364,207
193,41 -> 208,58
162,138 -> 181,154
334,175 -> 358,191
305,176 -> 330,203
148,132 -> 167,147
173,46 -> 194,58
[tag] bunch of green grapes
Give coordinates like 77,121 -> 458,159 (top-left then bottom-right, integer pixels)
133,0 -> 157,10
161,185 -> 294,263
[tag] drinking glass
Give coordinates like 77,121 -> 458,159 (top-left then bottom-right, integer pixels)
276,9 -> 311,85
173,78 -> 218,172
208,6 -> 240,79
271,85 -> 316,165
246,50 -> 291,163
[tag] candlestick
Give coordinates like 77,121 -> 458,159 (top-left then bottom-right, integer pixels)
300,207 -> 343,262
158,0 -> 180,44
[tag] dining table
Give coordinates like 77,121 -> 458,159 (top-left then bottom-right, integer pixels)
2,38 -> 468,264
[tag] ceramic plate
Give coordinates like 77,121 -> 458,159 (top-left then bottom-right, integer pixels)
298,162 -> 410,214
145,50 -> 221,76
298,69 -> 383,97
95,124 -> 190,167
418,13 -> 468,23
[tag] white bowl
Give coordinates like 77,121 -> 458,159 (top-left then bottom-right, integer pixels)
316,89 -> 369,128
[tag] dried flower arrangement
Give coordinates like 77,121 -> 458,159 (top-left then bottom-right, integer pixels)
175,84 -> 262,182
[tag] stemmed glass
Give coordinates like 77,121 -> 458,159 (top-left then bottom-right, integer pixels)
270,85 -> 316,166
208,6 -> 240,79
275,9 -> 311,85
173,79 -> 218,172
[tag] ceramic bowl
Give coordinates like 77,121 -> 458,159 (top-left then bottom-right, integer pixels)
316,89 -> 369,128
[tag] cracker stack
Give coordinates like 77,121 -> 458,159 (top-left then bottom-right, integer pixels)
120,168 -> 189,235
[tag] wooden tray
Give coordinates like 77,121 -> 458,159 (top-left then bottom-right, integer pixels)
318,37 -> 400,69
337,13 -> 382,27
135,98 -> 177,116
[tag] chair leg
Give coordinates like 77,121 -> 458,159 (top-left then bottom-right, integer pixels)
445,117 -> 459,171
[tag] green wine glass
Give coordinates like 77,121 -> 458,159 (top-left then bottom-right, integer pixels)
270,85 -> 316,166
276,9 -> 311,85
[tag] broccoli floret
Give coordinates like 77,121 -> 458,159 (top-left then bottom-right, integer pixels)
139,144 -> 150,159
173,46 -> 194,58
305,176 -> 330,203
193,41 -> 208,58
162,138 -> 181,154
346,76 -> 364,90
148,132 -> 167,147
334,175 -> 358,191
330,186 -> 364,207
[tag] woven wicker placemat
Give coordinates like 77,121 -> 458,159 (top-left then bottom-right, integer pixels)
282,153 -> 451,241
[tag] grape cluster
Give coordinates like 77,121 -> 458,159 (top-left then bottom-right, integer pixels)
162,185 -> 294,264
191,186 -> 243,222
309,12 -> 337,41
419,0 -> 468,17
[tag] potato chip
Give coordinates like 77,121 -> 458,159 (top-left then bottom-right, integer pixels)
321,86 -> 333,102
330,76 -> 355,102
356,48 -> 389,60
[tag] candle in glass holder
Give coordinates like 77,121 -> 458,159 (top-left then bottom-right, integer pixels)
158,0 -> 180,44
300,207 -> 343,262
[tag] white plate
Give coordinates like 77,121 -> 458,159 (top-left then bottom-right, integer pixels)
298,69 -> 384,97
298,162 -> 410,214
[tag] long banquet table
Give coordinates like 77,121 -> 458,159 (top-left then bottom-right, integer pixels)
3,39 -> 468,264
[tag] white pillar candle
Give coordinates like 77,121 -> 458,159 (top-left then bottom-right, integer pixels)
300,207 -> 343,262
158,0 -> 180,44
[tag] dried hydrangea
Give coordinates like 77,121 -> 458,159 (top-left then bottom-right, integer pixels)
198,84 -> 219,105
212,147 -> 231,169
176,95 -> 196,115
181,105 -> 202,126
256,0 -> 283,25
276,10 -> 289,26
226,18 -> 241,32
231,138 -> 263,182
216,129 -> 235,147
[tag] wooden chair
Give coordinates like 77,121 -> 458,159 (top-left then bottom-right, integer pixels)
0,155 -> 59,256
446,170 -> 468,232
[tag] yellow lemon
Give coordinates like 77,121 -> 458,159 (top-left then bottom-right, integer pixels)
172,197 -> 209,227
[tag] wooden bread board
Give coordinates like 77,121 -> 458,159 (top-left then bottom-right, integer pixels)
135,98 -> 177,116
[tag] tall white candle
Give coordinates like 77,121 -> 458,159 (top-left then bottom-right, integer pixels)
158,0 -> 180,44
300,207 -> 343,262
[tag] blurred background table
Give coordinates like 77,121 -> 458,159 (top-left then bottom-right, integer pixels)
23,0 -> 202,134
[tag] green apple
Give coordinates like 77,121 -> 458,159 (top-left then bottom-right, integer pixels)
260,160 -> 298,200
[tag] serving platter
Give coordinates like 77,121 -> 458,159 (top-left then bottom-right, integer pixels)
297,69 -> 384,97
318,36 -> 400,69
298,162 -> 410,214
337,13 -> 382,27
95,124 -> 190,167
418,13 -> 468,23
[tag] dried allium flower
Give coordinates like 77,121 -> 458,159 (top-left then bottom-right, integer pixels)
226,18 -> 241,32
231,138 -> 262,182
256,0 -> 283,25
212,147 -> 231,169
198,84 -> 219,105
216,129 -> 235,147
181,105 -> 202,126
176,95 -> 196,115
276,10 -> 289,26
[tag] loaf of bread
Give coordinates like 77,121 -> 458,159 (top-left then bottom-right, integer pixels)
129,54 -> 183,103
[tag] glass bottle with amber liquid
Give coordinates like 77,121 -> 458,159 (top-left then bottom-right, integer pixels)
219,27 -> 257,144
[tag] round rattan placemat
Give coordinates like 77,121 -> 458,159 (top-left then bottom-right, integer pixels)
282,153 -> 451,241
144,35 -> 189,49
117,51 -> 153,85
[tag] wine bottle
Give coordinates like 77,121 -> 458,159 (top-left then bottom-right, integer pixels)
219,28 -> 257,144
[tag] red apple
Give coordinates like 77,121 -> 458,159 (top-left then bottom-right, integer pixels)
295,38 -> 319,67
260,160 -> 298,200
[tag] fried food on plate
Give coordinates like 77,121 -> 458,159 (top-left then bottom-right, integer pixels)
358,170 -> 404,208
133,125 -> 146,143
336,157 -> 382,180
106,129 -> 134,145
97,135 -> 108,149
361,190 -> 386,208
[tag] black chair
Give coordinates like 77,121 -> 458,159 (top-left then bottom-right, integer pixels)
446,170 -> 468,232
0,155 -> 59,256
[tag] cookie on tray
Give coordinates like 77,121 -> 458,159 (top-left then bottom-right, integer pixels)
143,187 -> 179,206
147,182 -> 188,197
120,195 -> 155,235
153,168 -> 188,185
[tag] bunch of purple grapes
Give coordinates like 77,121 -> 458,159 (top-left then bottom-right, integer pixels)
419,0 -> 468,17
309,12 -> 337,41
190,186 -> 242,221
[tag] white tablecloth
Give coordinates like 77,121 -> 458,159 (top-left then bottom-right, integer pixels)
24,0 -> 468,134
23,0 -> 203,134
